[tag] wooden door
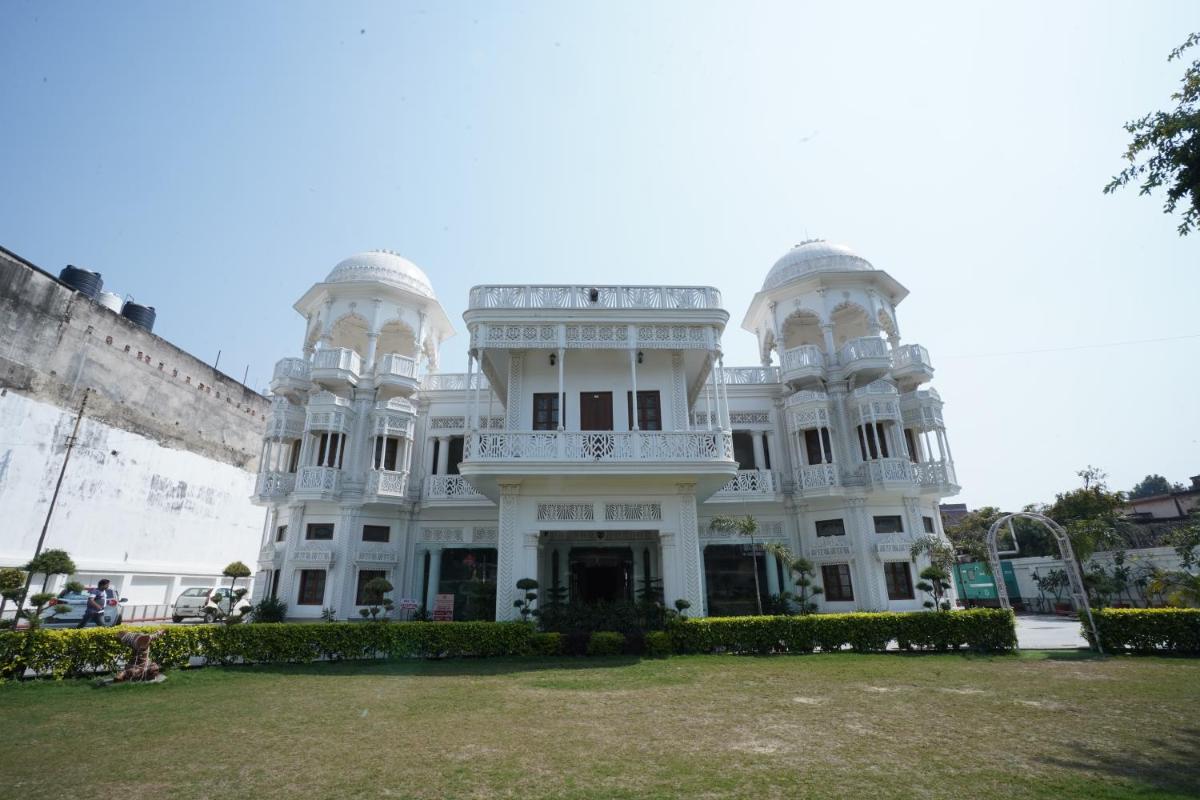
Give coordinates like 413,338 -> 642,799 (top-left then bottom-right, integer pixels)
579,391 -> 613,431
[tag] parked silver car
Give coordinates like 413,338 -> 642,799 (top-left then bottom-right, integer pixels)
38,588 -> 126,627
172,587 -> 252,623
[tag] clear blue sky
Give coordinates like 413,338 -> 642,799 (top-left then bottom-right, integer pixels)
2,1 -> 1197,510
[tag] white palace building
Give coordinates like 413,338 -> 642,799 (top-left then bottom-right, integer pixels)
253,241 -> 959,620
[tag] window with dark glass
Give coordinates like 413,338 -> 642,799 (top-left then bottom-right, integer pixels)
275,525 -> 288,543
533,393 -> 562,431
269,568 -> 280,600
874,515 -> 904,534
362,525 -> 390,543
373,436 -> 401,471
904,429 -> 920,463
804,428 -> 834,464
314,432 -> 346,468
625,390 -> 663,431
885,562 -> 915,600
822,564 -> 854,601
732,432 -> 756,470
923,516 -> 935,534
435,548 -> 498,621
305,523 -> 334,540
856,423 -> 890,460
355,569 -> 388,605
297,570 -> 326,605
287,441 -> 301,473
762,436 -> 771,469
704,544 -> 769,617
815,518 -> 846,537
447,436 -> 464,475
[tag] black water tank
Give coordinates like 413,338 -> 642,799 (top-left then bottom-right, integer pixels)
59,265 -> 103,298
121,301 -> 156,333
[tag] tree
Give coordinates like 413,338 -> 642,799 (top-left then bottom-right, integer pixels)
513,578 -> 539,621
1145,515 -> 1200,607
24,549 -> 76,593
358,577 -> 395,621
1045,468 -> 1130,567
709,515 -> 764,615
1105,33 -> 1200,235
1129,474 -> 1181,499
217,561 -> 252,624
0,568 -> 24,622
915,565 -> 952,611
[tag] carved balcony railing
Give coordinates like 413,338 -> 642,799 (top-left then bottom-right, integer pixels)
422,372 -> 489,391
780,345 -> 825,384
424,474 -> 489,501
465,430 -> 734,463
255,471 -> 295,499
900,389 -> 945,429
295,466 -> 342,494
864,458 -> 917,489
891,343 -> 934,387
721,367 -> 780,385
468,284 -> 722,311
311,347 -> 362,386
794,464 -> 840,494
366,469 -> 408,499
269,357 -> 311,397
265,397 -> 306,440
913,460 -> 958,492
713,469 -> 777,498
837,336 -> 891,379
377,353 -> 418,379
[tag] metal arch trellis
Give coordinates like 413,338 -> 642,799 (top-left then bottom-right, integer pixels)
985,512 -> 1103,654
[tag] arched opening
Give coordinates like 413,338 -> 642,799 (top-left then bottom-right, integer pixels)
377,319 -> 418,359
329,313 -> 370,358
782,310 -> 823,350
877,309 -> 898,341
829,303 -> 871,348
986,512 -> 1103,653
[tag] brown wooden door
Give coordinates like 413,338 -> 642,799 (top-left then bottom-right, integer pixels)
579,391 -> 613,431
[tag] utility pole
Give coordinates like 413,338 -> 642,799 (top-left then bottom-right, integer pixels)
15,388 -> 90,615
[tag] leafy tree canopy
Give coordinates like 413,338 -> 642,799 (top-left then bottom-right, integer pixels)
1104,33 -> 1200,235
24,549 -> 75,577
1129,474 -> 1182,499
0,568 -> 24,592
222,561 -> 252,579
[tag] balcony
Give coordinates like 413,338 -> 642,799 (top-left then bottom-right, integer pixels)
721,366 -> 780,385
460,429 -> 737,500
265,397 -> 306,440
780,345 -> 825,387
851,381 -> 901,424
468,284 -> 723,311
710,469 -> 778,502
253,471 -> 295,504
311,347 -> 362,389
423,474 -> 491,505
837,336 -> 891,383
365,469 -> 409,502
269,357 -> 311,399
794,464 -> 841,497
900,389 -> 944,430
375,352 -> 420,398
863,458 -> 917,491
306,392 -> 354,434
914,460 -> 959,495
294,466 -> 342,498
891,344 -> 934,389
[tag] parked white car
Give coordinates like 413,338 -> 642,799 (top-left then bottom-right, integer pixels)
171,587 -> 252,623
38,588 -> 126,627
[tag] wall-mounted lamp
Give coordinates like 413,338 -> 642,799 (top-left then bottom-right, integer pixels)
549,352 -> 557,367
636,350 -> 644,365
588,288 -> 600,303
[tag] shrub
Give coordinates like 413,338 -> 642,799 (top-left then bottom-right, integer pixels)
1086,608 -> 1200,653
644,630 -> 673,658
529,632 -> 562,656
586,631 -> 625,656
251,597 -> 288,624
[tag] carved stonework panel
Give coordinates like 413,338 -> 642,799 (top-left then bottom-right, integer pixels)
604,503 -> 662,521
421,527 -> 465,543
537,503 -> 595,521
472,526 -> 499,544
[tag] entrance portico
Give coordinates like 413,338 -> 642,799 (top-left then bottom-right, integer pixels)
539,531 -> 662,605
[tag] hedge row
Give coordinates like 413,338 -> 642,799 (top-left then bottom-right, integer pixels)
669,609 -> 1017,655
1085,608 -> 1200,654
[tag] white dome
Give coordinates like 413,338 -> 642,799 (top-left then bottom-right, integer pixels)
762,239 -> 873,291
325,250 -> 436,299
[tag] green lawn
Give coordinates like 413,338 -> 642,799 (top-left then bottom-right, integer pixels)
2,652 -> 1197,800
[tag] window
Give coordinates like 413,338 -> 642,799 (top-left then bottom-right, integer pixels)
856,422 -> 890,460
625,390 -> 662,431
287,441 -> 301,473
269,568 -> 280,600
362,525 -> 390,543
305,523 -> 334,540
314,432 -> 346,468
579,391 -> 614,431
533,393 -> 562,431
732,432 -> 756,470
923,516 -> 935,534
275,525 -> 288,543
297,570 -> 326,605
885,562 -> 915,600
447,436 -> 464,475
704,544 -> 769,617
874,515 -> 904,534
804,428 -> 834,464
373,436 -> 401,471
762,436 -> 771,469
905,429 -> 920,463
355,570 -> 388,605
815,518 -> 846,537
822,564 -> 854,601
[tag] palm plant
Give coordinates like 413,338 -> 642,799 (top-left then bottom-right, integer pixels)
709,515 -> 763,615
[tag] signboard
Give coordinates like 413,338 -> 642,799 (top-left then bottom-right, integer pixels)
432,593 -> 455,622
397,598 -> 419,612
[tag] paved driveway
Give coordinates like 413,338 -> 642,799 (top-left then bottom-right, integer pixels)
1015,614 -> 1090,649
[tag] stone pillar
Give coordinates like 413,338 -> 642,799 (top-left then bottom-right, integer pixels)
505,351 -> 525,430
495,481 -> 523,620
751,433 -> 766,471
436,436 -> 450,475
764,549 -> 780,596
846,497 -> 883,611
821,323 -> 837,364
424,548 -> 442,610
672,482 -> 706,616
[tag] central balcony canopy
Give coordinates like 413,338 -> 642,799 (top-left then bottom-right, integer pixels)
459,429 -> 737,501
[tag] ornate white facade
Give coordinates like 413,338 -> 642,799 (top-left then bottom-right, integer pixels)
254,242 -> 959,619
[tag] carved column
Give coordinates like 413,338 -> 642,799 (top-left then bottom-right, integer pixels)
670,351 -> 687,431
673,482 -> 706,616
846,497 -> 883,610
495,481 -> 523,620
505,351 -> 525,430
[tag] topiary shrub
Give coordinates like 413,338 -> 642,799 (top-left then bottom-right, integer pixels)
644,630 -> 673,658
586,631 -> 625,656
529,631 -> 562,656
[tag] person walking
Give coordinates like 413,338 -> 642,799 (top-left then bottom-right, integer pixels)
77,579 -> 113,628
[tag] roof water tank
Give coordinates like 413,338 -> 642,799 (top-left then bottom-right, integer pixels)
96,291 -> 123,313
121,301 -> 156,332
59,265 -> 103,299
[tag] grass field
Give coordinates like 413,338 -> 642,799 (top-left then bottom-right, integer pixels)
2,652 -> 1197,800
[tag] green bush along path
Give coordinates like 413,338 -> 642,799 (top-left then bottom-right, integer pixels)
2,652 -> 1197,800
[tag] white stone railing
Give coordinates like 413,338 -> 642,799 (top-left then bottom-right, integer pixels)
866,458 -> 916,486
255,471 -> 295,498
271,357 -> 311,383
839,336 -> 889,366
781,345 -> 825,375
785,389 -> 829,408
366,469 -> 408,498
715,469 -> 777,496
376,353 -> 418,379
795,464 -> 839,492
722,366 -> 780,385
265,398 -> 305,439
296,466 -> 341,493
914,460 -> 957,488
469,284 -> 723,311
892,343 -> 933,372
852,379 -> 899,398
312,347 -> 362,377
424,474 -> 487,500
465,430 -> 734,462
422,372 -> 489,391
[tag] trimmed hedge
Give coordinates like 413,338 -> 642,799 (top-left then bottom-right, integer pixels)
586,631 -> 624,656
1086,608 -> 1200,654
668,609 -> 1017,655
